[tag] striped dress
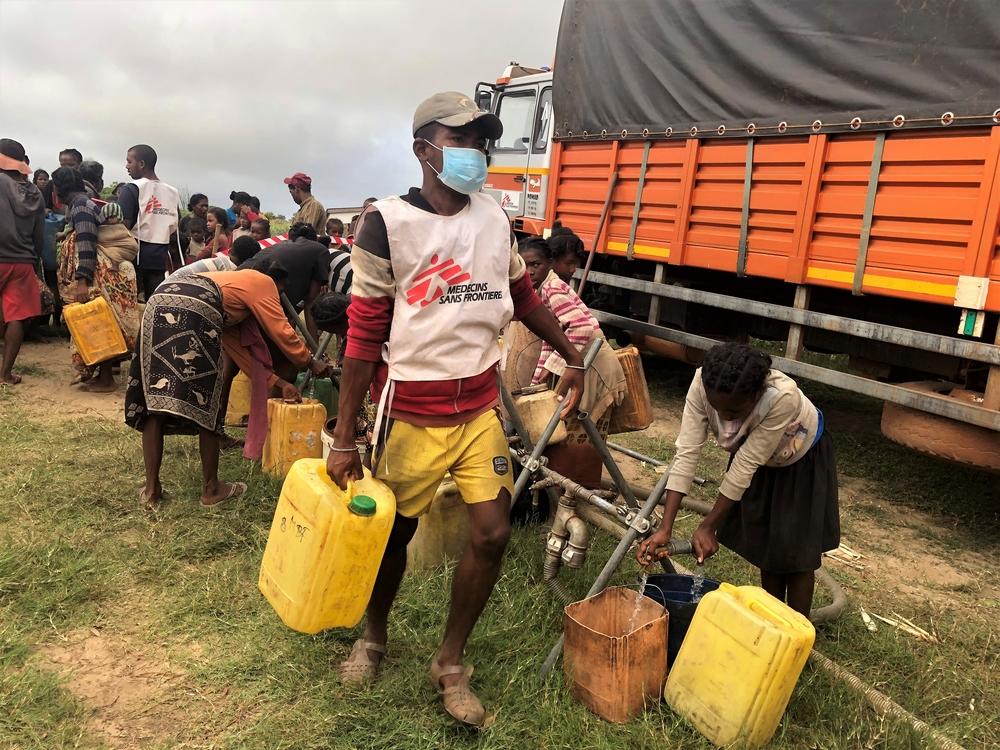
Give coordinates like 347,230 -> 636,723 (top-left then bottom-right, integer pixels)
531,269 -> 600,385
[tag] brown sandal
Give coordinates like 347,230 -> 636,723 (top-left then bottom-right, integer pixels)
430,657 -> 486,727
338,639 -> 386,686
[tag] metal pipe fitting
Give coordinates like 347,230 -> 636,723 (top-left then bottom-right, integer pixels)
576,504 -> 626,539
561,515 -> 590,569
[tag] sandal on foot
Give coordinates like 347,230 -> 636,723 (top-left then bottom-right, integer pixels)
338,639 -> 386,686
430,658 -> 486,727
200,481 -> 247,508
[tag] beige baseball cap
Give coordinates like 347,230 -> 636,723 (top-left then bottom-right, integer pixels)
412,91 -> 503,140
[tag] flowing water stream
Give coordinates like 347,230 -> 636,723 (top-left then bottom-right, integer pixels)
691,564 -> 706,603
627,569 -> 650,633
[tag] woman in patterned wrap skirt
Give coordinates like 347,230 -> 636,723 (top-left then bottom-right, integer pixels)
125,262 -> 331,509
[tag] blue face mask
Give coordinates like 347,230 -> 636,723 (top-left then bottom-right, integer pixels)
423,139 -> 488,195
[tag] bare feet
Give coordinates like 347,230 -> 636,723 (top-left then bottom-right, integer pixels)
139,483 -> 163,510
200,481 -> 247,508
0,373 -> 22,385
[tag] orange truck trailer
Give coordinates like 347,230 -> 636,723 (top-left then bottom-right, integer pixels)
478,0 -> 1000,471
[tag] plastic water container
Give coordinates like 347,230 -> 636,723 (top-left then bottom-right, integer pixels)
42,213 -> 64,271
63,298 -> 128,366
406,478 -> 469,572
225,371 -> 252,427
512,386 -> 567,445
320,417 -> 369,466
665,583 -> 815,748
564,586 -> 668,723
262,398 -> 326,478
259,460 -> 395,633
295,372 -> 338,418
641,573 -> 721,666
608,345 -> 653,433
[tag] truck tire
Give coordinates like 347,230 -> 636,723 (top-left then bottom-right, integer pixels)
880,381 -> 1000,473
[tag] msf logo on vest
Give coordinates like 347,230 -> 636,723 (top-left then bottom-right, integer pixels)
144,195 -> 173,217
405,255 -> 503,308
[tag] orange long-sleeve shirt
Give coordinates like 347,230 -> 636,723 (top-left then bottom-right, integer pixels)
199,270 -> 311,385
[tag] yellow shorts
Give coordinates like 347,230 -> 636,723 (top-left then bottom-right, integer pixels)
373,409 -> 514,519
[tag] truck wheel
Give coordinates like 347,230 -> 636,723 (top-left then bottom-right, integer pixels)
880,381 -> 1000,473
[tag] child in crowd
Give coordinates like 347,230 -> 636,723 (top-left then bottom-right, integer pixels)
200,207 -> 231,259
232,210 -> 252,241
637,342 -> 840,617
96,202 -> 138,264
185,216 -> 207,263
548,223 -> 584,284
507,236 -> 625,490
250,217 -> 271,242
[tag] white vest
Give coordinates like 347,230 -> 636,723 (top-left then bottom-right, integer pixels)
378,192 -> 514,382
132,177 -> 179,245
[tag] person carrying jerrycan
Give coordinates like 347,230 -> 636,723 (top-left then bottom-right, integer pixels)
327,91 -> 585,728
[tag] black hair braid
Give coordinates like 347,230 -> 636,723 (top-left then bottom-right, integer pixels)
701,343 -> 772,396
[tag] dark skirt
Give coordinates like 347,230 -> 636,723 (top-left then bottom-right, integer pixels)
124,275 -> 226,436
717,431 -> 840,574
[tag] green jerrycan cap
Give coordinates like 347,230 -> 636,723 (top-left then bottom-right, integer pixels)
348,494 -> 377,516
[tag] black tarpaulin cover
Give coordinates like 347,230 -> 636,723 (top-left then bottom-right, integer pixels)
552,0 -> 1000,139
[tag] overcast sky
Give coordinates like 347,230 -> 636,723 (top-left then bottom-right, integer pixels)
1,0 -> 563,214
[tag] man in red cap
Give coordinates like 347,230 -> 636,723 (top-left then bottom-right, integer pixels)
0,138 -> 45,384
283,172 -> 326,234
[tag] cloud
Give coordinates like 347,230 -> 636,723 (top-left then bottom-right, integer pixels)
1,0 -> 562,214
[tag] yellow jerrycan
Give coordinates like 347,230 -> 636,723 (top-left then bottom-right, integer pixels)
225,371 -> 252,427
665,583 -> 815,749
259,460 -> 396,633
63,297 -> 128,366
262,398 -> 326,478
406,478 -> 470,572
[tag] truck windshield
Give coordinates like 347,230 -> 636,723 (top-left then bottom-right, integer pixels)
492,91 -> 536,153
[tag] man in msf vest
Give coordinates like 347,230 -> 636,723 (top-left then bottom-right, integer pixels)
327,92 -> 585,727
118,144 -> 181,300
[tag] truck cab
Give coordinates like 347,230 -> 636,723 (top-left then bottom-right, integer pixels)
477,64 -> 554,236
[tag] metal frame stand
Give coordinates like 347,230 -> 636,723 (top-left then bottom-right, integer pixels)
502,339 -> 847,679
500,339 -> 693,677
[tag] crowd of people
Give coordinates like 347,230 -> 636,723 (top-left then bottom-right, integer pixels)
0,138 -> 359,389
0,89 -> 838,729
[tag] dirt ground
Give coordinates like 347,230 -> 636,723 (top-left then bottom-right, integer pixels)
10,338 -> 126,421
41,629 -> 188,748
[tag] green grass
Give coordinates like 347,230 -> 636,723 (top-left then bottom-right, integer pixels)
1,365 -> 997,748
